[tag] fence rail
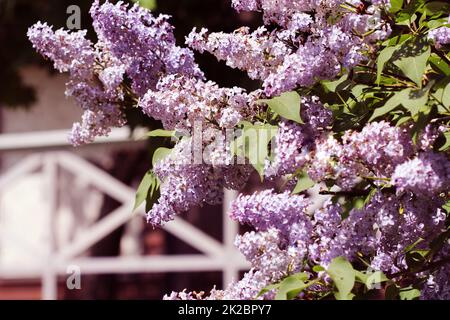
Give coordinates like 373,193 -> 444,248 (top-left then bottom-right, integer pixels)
0,129 -> 248,299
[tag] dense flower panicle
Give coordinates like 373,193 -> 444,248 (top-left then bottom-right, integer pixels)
315,192 -> 446,273
29,0 -> 450,300
188,1 -> 390,96
186,26 -> 291,83
90,0 -> 203,96
265,121 -> 308,177
139,75 -> 260,132
147,139 -> 221,225
422,245 -> 450,300
308,121 -> 417,190
229,189 -> 311,235
235,190 -> 446,276
342,121 -> 414,176
147,138 -> 253,226
308,134 -> 366,190
27,22 -> 127,146
392,152 -> 450,197
231,0 -> 344,27
301,96 -> 333,130
231,0 -> 259,12
428,17 -> 450,49
216,269 -> 272,300
265,96 -> 332,178
164,269 -> 272,300
235,229 -> 295,280
307,201 -> 343,263
69,106 -> 126,146
27,22 -> 95,76
99,64 -> 127,95
175,186 -> 446,300
418,124 -> 448,150
28,0 -> 208,146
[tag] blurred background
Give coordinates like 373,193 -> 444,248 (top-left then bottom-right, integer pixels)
0,0 -> 262,299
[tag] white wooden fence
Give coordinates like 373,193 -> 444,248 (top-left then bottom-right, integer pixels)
0,129 -> 249,299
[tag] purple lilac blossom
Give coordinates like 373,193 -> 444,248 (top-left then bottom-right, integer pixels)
91,0 -> 203,96
27,22 -> 127,145
392,152 -> 450,197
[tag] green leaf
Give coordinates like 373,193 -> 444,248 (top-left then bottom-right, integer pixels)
275,273 -> 310,300
393,41 -> 430,87
396,0 -> 425,24
396,115 -> 412,126
399,287 -> 421,300
377,46 -> 399,84
383,34 -> 412,46
232,123 -> 278,179
443,200 -> 450,213
292,171 -> 315,194
390,0 -> 404,13
406,85 -> 432,116
385,284 -> 400,300
133,170 -> 157,211
133,0 -> 157,10
369,91 -> 404,121
369,86 -> 430,121
350,85 -> 369,102
354,271 -> 368,284
147,129 -> 176,138
355,270 -> 388,290
442,83 -> 450,108
439,131 -> 450,151
397,13 -> 417,26
152,147 -> 172,166
427,19 -> 450,30
364,188 -> 378,206
365,271 -> 388,290
257,283 -> 280,298
145,183 -> 160,213
322,74 -> 351,93
404,238 -> 425,253
327,257 -> 356,300
423,2 -> 450,16
313,265 -> 325,273
429,54 -> 450,75
259,91 -> 304,124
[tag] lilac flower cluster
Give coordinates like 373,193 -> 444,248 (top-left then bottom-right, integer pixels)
235,229 -> 300,280
230,189 -> 311,235
187,1 -> 391,96
28,0 -> 205,145
147,138 -> 253,226
29,0 -> 450,300
164,117 -> 448,299
422,244 -> 450,300
168,185 -> 446,300
139,75 -> 261,132
265,96 -> 332,177
342,121 -> 414,176
418,124 -> 448,150
391,152 -> 450,197
428,17 -> 450,49
229,188 -> 445,275
265,121 -> 308,177
308,121 -> 414,190
27,21 -> 126,145
90,0 -> 203,97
